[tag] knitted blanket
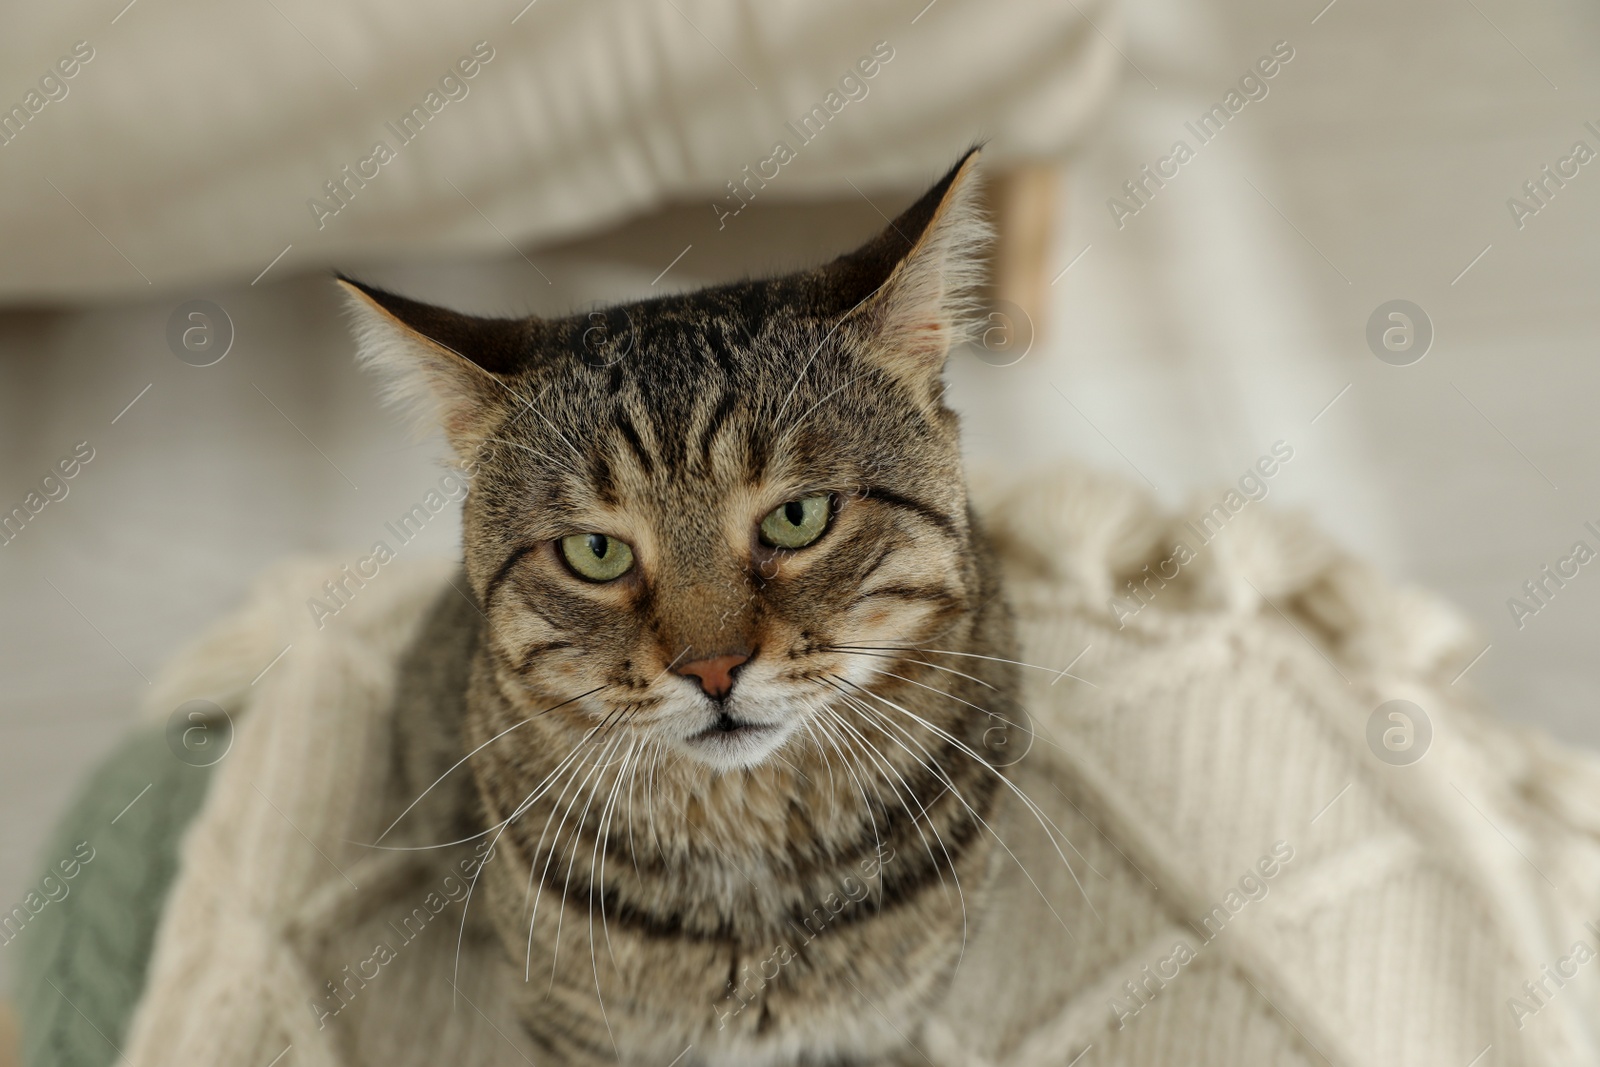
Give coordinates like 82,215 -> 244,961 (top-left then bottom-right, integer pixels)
118,462 -> 1600,1066
14,728 -> 212,1067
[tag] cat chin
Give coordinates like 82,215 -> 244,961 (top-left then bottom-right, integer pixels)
673,718 -> 797,773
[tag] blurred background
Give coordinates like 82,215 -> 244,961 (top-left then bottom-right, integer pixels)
2,0 -> 1599,1004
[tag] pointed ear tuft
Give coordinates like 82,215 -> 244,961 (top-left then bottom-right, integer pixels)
337,277 -> 528,457
832,148 -> 993,388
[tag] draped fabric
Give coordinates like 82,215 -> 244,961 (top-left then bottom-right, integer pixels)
0,0 -> 1118,302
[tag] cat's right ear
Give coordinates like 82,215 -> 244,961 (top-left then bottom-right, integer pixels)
337,277 -> 528,457
823,149 -> 991,394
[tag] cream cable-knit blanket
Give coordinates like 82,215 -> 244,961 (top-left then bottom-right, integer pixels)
123,463 -> 1600,1066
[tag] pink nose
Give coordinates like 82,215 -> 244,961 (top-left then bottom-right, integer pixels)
673,652 -> 750,699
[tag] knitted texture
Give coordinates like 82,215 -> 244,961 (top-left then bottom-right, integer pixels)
12,727 -> 213,1067
117,463 -> 1600,1066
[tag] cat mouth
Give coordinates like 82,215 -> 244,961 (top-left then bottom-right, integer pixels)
680,711 -> 790,768
689,711 -> 772,744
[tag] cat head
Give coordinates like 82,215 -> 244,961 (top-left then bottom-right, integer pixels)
341,150 -> 991,773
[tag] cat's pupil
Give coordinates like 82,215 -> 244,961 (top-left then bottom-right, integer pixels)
587,534 -> 608,558
784,501 -> 805,526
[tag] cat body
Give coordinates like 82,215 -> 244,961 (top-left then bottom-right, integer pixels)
353,150 -> 1025,1066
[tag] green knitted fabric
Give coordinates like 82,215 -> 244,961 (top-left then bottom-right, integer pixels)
11,727 -> 213,1067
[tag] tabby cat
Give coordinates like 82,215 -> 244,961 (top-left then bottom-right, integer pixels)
342,148 -> 1025,1066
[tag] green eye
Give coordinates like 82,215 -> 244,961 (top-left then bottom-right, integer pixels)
760,495 -> 832,549
560,533 -> 635,581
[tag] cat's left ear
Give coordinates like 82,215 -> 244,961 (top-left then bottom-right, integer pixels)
840,148 -> 992,391
337,277 -> 529,457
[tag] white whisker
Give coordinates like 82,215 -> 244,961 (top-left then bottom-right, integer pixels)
622,738 -> 652,876
594,739 -> 638,970
525,740 -> 608,979
861,669 -> 1099,878
371,686 -> 605,845
812,701 -> 958,911
450,721 -> 604,1002
831,674 -> 1101,928
836,644 -> 1098,688
819,689 -> 974,967
864,666 -> 1069,770
550,733 -> 624,990
807,710 -> 886,909
798,718 -> 838,807
828,647 -> 997,691
587,738 -> 635,1061
644,738 -> 672,867
831,680 -> 1081,944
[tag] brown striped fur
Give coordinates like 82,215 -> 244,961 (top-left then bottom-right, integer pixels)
346,150 -> 1024,1066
